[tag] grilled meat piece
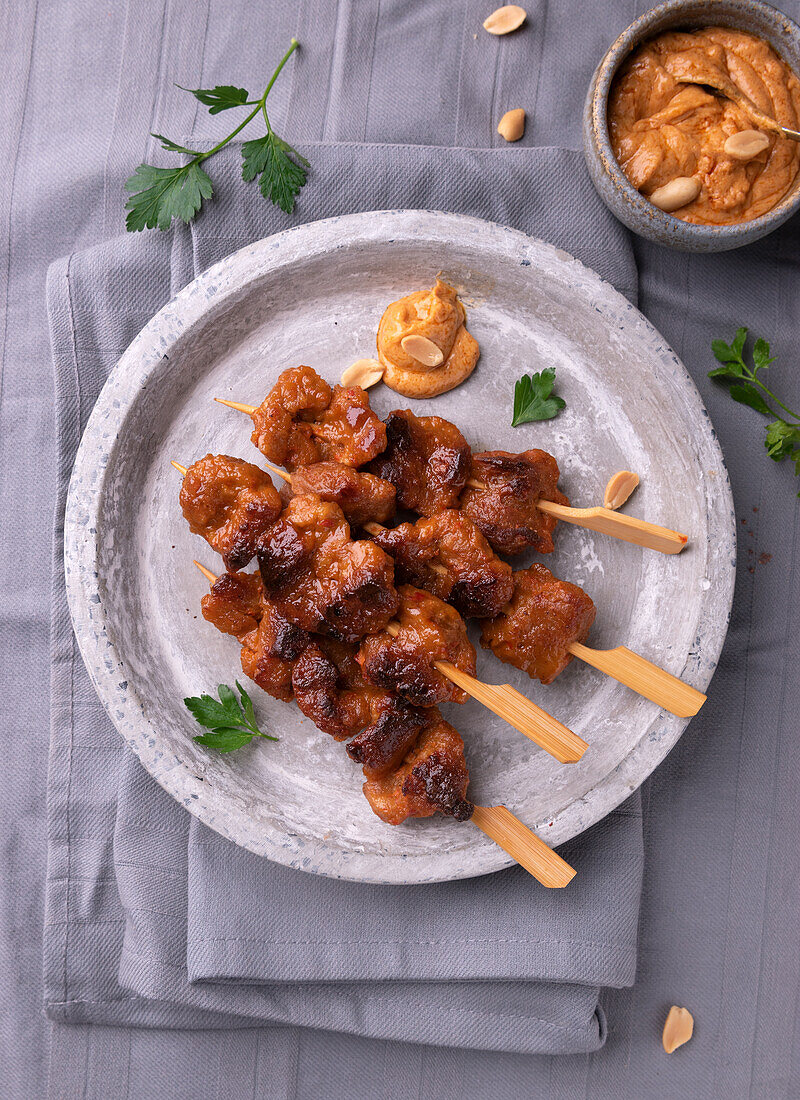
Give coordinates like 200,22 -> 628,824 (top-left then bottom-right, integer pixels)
292,638 -> 395,740
257,494 -> 399,643
362,709 -> 473,824
201,571 -> 309,701
249,365 -> 386,469
480,564 -> 596,684
358,584 -> 476,706
371,509 -> 513,619
179,454 -> 282,572
280,461 -> 396,527
460,449 -> 569,556
368,409 -> 471,515
346,702 -> 429,778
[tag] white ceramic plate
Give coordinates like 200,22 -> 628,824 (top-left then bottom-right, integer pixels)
65,210 -> 735,884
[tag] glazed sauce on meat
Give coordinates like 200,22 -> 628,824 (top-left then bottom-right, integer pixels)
481,565 -> 596,684
249,365 -> 386,469
358,585 -> 476,706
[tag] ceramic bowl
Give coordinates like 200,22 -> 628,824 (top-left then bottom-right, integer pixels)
583,0 -> 800,251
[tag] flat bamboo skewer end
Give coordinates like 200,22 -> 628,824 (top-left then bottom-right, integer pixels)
471,805 -> 576,887
537,500 -> 688,555
569,642 -> 706,717
440,662 -> 588,764
171,461 -> 187,475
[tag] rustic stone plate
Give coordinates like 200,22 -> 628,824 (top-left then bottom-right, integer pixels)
64,210 -> 735,884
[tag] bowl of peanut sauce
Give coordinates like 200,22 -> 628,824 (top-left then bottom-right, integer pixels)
583,0 -> 800,250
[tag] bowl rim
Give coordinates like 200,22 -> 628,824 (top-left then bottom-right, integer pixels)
589,0 -> 800,239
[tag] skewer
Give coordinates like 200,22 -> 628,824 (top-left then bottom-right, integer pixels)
183,461 -> 584,762
378,621 -> 586,762
466,478 -> 687,555
193,559 -> 577,888
364,522 -> 704,717
176,462 -> 701,719
214,399 -> 688,554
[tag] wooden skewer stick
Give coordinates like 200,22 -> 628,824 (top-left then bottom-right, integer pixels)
366,523 -> 704,718
192,559 -> 576,887
470,805 -> 575,887
465,477 -> 687,555
568,641 -> 705,717
379,622 -> 586,763
214,399 -> 688,554
172,462 -> 188,475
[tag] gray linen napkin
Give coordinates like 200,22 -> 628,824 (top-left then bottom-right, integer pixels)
46,143 -> 642,1054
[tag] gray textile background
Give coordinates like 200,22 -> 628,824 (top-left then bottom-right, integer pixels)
1,1 -> 798,1097
45,144 -> 643,1055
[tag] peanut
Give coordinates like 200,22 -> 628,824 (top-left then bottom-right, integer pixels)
649,177 -> 701,213
724,129 -> 770,161
603,470 -> 639,510
662,1006 -> 694,1053
340,358 -> 384,389
483,5 -> 526,34
400,334 -> 445,368
498,108 -> 526,142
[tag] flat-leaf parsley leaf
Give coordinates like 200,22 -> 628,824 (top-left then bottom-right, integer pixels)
185,681 -> 278,753
126,39 -> 307,231
512,367 -> 566,426
709,329 -> 800,497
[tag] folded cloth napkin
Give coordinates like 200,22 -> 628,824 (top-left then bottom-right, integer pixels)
46,142 -> 643,1054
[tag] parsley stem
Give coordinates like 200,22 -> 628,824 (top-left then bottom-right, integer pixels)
261,38 -> 299,103
197,103 -> 264,161
750,376 -> 800,422
195,39 -> 298,161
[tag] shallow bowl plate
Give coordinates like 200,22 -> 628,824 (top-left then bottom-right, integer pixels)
65,210 -> 735,884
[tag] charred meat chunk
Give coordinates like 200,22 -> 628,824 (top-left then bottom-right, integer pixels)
358,585 -> 476,706
371,509 -> 513,619
257,494 -> 399,643
201,571 -> 309,702
460,449 -> 569,556
179,454 -> 282,572
292,639 -> 394,740
281,461 -> 396,527
363,709 -> 474,824
249,365 -> 386,469
346,701 -> 429,778
480,564 -> 596,684
368,409 -> 471,515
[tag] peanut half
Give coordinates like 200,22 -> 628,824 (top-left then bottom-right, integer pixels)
498,108 -> 526,142
724,129 -> 770,161
649,176 -> 701,213
400,334 -> 445,368
483,5 -> 526,34
662,1006 -> 694,1053
604,470 -> 639,510
340,358 -> 385,389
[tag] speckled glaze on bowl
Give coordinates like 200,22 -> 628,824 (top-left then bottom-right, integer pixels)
64,210 -> 736,884
583,0 -> 800,251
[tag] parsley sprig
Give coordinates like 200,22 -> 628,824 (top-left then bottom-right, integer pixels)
512,367 -> 566,426
184,682 -> 278,753
709,329 -> 800,496
125,39 -> 308,231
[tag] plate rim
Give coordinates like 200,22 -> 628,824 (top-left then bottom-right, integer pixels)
64,208 -> 736,884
